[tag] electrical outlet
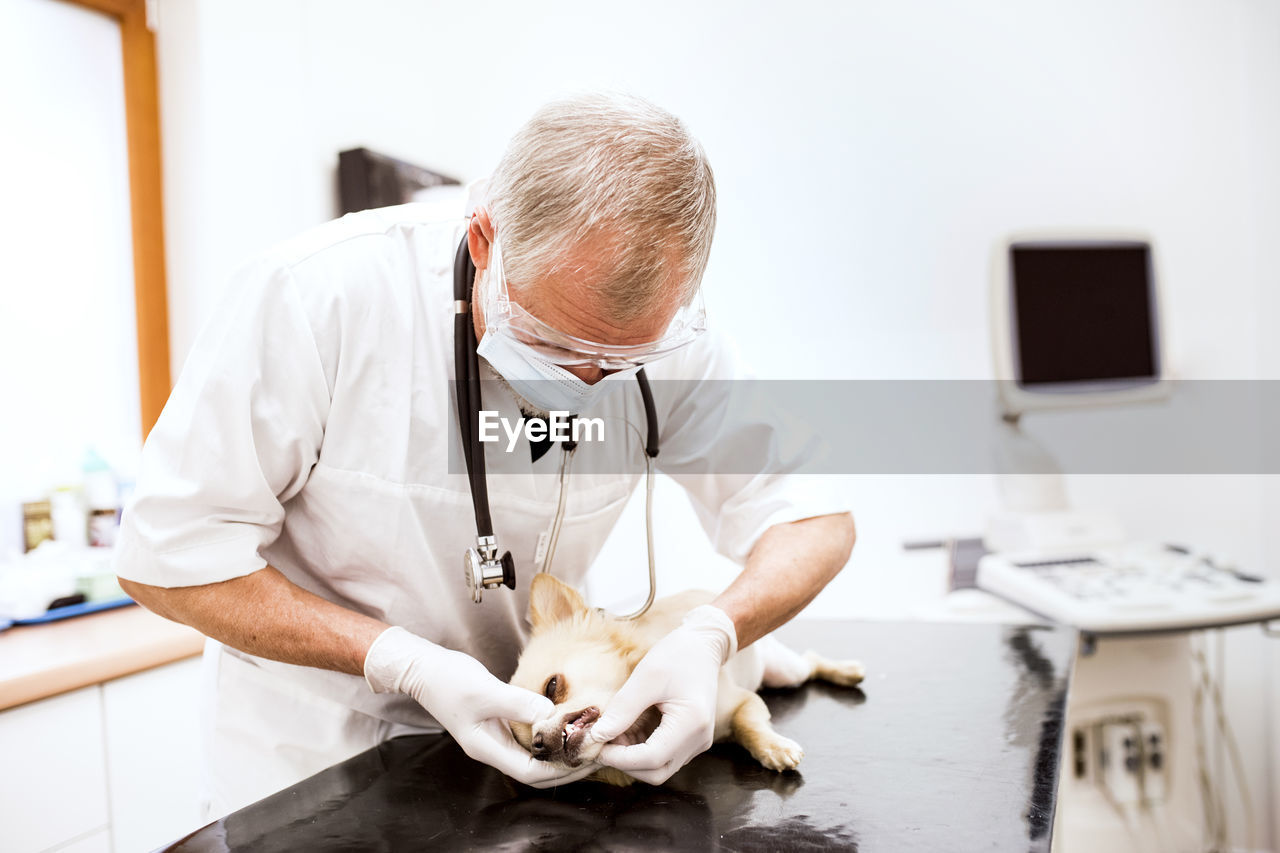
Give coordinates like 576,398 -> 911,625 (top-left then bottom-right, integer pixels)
1098,721 -> 1143,806
1138,720 -> 1167,804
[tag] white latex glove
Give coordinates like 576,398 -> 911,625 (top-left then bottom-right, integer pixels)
589,604 -> 737,784
364,626 -> 599,788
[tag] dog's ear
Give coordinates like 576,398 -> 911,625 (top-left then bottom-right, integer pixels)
529,574 -> 587,631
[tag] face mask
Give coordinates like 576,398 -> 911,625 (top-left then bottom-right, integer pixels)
476,328 -> 642,415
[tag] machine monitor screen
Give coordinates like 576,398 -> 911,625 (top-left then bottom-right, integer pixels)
1010,243 -> 1158,387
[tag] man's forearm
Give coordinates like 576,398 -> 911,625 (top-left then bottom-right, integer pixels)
712,512 -> 855,650
118,566 -> 388,676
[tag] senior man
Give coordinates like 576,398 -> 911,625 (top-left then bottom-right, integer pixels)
116,93 -> 854,815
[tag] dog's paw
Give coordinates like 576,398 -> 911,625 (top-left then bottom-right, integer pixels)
825,659 -> 866,686
755,736 -> 804,772
805,651 -> 865,686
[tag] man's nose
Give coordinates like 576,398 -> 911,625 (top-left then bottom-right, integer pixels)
564,365 -> 606,384
566,365 -> 629,385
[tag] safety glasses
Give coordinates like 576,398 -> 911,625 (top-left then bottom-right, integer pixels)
480,238 -> 706,370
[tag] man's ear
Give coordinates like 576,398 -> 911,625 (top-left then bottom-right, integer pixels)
529,573 -> 587,632
467,207 -> 494,277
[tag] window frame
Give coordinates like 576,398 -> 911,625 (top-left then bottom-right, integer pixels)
62,0 -> 171,438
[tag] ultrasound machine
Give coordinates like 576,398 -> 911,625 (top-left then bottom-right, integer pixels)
977,231 -> 1280,634
973,232 -> 1280,853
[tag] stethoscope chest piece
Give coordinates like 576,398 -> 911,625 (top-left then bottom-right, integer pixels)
464,535 -> 516,604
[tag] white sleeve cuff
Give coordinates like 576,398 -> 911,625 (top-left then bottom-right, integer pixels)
113,511 -> 269,588
712,475 -> 854,565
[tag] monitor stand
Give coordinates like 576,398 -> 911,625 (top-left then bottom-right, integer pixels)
986,414 -> 1125,554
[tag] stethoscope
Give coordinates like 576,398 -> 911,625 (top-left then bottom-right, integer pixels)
453,236 -> 659,620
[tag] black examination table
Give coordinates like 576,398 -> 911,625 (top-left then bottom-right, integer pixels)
163,619 -> 1075,852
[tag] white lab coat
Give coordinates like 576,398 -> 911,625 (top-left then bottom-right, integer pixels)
114,204 -> 850,817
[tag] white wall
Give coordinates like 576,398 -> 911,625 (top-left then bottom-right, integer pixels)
154,1 -> 1279,846
159,0 -> 1271,382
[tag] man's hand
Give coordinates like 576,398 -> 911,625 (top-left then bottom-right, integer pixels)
364,627 -> 598,788
588,605 -> 736,785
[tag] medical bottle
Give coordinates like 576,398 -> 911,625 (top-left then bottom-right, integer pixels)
51,485 -> 88,547
83,447 -> 120,548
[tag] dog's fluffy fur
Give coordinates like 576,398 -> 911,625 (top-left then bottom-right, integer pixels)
508,574 -> 865,786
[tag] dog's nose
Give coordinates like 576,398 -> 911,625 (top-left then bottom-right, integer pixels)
531,731 -> 552,758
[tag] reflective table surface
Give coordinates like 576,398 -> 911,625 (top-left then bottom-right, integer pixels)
165,620 -> 1075,852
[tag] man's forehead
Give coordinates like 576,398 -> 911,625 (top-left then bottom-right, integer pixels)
514,239 -> 680,345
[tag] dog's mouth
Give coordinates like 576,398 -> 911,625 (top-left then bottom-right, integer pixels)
561,706 -> 600,764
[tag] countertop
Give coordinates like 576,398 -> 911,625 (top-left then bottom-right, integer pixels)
0,604 -> 206,710
165,618 -> 1078,852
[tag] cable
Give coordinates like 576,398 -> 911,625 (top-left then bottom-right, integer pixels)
1190,634 -> 1226,851
1095,726 -> 1157,853
1214,630 -> 1224,847
1145,803 -> 1173,853
1193,635 -> 1255,853
1197,643 -> 1227,852
1119,806 -> 1155,853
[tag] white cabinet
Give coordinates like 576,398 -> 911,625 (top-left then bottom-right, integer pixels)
0,657 -> 204,853
102,658 -> 204,852
0,687 -> 109,853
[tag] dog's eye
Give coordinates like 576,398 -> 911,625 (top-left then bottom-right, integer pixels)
543,675 -> 560,701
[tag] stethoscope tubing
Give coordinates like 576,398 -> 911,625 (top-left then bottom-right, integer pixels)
538,447 -> 658,622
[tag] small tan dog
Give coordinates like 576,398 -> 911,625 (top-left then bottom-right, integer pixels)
509,574 -> 865,786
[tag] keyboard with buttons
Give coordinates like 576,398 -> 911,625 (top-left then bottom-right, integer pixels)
976,543 -> 1280,633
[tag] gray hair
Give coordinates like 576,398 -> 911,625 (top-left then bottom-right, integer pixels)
484,92 -> 717,323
